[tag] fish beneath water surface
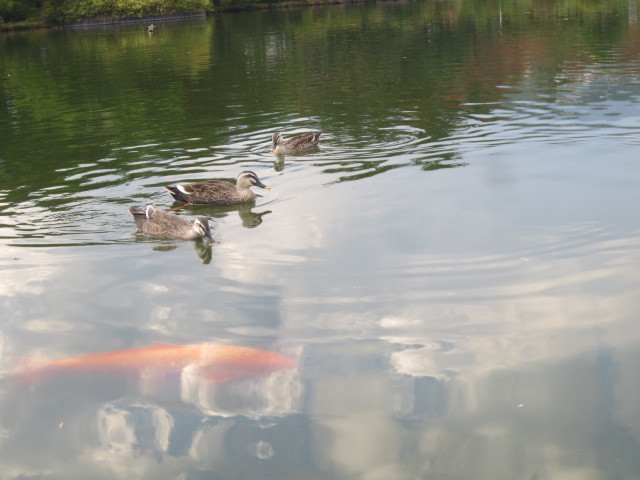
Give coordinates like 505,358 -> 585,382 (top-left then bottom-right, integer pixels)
13,343 -> 296,385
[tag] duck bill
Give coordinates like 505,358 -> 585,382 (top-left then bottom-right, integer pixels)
255,181 -> 270,190
203,232 -> 215,245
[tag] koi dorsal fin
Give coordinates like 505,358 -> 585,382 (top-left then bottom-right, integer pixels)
149,342 -> 180,349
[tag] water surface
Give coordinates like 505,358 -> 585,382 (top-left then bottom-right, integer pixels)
1,1 -> 640,478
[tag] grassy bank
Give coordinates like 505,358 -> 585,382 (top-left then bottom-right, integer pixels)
56,0 -> 211,23
1,0 -> 211,27
0,0 -> 349,29
0,19 -> 49,31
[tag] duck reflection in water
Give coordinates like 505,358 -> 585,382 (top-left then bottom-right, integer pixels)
238,205 -> 272,229
141,238 -> 213,264
193,241 -> 213,264
175,203 -> 272,230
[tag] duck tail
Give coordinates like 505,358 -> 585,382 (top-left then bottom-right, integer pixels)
128,206 -> 146,217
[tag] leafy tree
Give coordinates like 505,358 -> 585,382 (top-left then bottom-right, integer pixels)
0,0 -> 42,21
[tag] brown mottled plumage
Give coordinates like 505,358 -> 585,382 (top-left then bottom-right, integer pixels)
271,131 -> 322,155
163,171 -> 269,206
128,205 -> 214,243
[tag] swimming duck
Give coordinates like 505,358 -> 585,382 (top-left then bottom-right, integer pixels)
163,171 -> 270,206
271,131 -> 322,155
147,23 -> 155,33
129,205 -> 214,243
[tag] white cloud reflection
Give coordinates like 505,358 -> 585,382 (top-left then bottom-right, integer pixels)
97,403 -> 174,454
180,366 -> 302,418
2,172 -> 640,480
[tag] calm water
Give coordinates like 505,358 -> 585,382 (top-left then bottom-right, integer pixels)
2,1 -> 640,478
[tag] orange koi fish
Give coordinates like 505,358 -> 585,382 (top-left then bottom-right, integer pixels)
14,343 -> 296,385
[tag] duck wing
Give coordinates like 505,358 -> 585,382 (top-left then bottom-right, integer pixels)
165,180 -> 236,204
285,131 -> 322,150
142,207 -> 191,238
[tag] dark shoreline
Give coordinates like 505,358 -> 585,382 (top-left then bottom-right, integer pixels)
63,10 -> 206,30
0,0 -> 351,32
0,21 -> 52,32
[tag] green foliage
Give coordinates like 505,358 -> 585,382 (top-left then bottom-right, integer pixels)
0,0 -> 42,21
47,0 -> 210,23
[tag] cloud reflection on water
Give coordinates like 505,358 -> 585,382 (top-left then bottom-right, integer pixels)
1,223 -> 640,478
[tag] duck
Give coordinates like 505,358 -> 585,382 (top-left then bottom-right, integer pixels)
147,23 -> 155,33
271,131 -> 322,155
163,170 -> 270,206
128,205 -> 214,243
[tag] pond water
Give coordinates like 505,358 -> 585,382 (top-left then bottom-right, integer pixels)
2,1 -> 640,478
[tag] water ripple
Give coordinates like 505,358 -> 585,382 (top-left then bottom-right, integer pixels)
2,58 -> 639,245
